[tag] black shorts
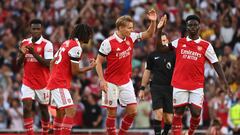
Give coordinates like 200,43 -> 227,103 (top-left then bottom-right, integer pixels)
150,85 -> 173,113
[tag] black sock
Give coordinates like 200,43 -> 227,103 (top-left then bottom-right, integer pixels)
153,119 -> 162,135
162,123 -> 171,135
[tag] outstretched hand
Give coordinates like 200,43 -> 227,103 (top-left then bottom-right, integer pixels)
89,58 -> 97,68
147,9 -> 157,21
157,14 -> 167,29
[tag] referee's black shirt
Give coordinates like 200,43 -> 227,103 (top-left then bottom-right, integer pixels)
146,50 -> 175,86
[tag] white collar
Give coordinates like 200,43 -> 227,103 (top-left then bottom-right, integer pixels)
29,36 -> 43,44
186,36 -> 201,44
114,32 -> 126,43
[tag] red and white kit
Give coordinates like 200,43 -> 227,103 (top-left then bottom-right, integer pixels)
21,36 -> 53,104
171,37 -> 218,108
47,39 -> 82,109
99,32 -> 142,107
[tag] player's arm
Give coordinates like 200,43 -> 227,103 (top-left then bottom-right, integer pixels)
206,44 -> 233,97
16,42 -> 27,67
26,42 -> 53,67
96,39 -> 111,93
71,59 -> 96,75
212,62 -> 232,95
141,9 -> 157,40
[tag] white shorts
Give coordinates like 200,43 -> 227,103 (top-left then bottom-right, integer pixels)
173,87 -> 204,108
102,80 -> 137,108
21,84 -> 50,105
50,88 -> 74,109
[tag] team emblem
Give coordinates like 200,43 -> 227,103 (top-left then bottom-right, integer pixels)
126,40 -> 130,46
166,62 -> 172,69
37,47 -> 42,52
197,46 -> 202,51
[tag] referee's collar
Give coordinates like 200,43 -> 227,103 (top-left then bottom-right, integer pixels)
186,36 -> 201,44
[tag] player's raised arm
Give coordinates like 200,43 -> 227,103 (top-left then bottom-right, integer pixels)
141,9 -> 157,40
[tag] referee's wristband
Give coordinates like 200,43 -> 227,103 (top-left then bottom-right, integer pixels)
140,86 -> 145,91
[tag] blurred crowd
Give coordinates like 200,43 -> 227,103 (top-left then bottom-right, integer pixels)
0,0 -> 240,134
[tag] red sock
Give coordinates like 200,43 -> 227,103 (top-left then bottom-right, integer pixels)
62,116 -> 74,135
106,116 -> 116,135
118,114 -> 135,135
171,114 -> 182,135
41,119 -> 49,135
24,118 -> 34,135
53,117 -> 63,135
188,117 -> 200,135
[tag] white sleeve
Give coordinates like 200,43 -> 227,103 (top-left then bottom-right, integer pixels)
44,41 -> 54,59
205,44 -> 218,63
68,46 -> 82,63
99,39 -> 111,55
130,32 -> 142,42
171,39 -> 179,48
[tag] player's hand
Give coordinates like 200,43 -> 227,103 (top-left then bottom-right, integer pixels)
147,9 -> 157,21
100,80 -> 108,93
225,85 -> 233,98
157,14 -> 167,29
19,43 -> 28,54
138,90 -> 145,101
89,58 -> 97,68
26,45 -> 35,54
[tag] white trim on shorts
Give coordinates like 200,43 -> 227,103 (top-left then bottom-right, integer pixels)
21,84 -> 50,105
50,88 -> 74,109
102,80 -> 137,108
173,87 -> 204,108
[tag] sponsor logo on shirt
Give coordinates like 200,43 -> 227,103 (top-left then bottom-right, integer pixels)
181,49 -> 202,61
154,57 -> 160,60
116,48 -> 121,51
182,44 -> 186,47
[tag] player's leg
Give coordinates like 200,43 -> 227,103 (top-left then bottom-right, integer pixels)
172,87 -> 189,135
188,88 -> 204,135
21,84 -> 35,135
102,82 -> 119,135
35,88 -> 50,135
162,86 -> 173,135
118,80 -> 137,135
106,108 -> 117,135
51,88 -> 75,135
150,85 -> 164,135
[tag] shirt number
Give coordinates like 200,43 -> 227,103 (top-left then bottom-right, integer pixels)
55,47 -> 66,64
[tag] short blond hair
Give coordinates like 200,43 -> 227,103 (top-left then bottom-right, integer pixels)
115,15 -> 133,30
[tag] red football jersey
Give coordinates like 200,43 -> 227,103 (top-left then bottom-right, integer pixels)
171,37 -> 218,90
98,32 -> 142,85
22,36 -> 53,89
47,39 -> 82,90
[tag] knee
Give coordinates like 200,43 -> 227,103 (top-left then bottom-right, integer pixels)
65,107 -> 76,117
191,110 -> 201,118
164,115 -> 173,124
174,107 -> 185,115
107,108 -> 117,117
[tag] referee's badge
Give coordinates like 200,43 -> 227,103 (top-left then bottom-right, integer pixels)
166,62 -> 172,69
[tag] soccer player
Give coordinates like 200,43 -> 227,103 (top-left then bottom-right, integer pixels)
159,15 -> 232,135
139,15 -> 174,135
46,24 -> 96,135
16,19 -> 53,135
96,9 -> 157,135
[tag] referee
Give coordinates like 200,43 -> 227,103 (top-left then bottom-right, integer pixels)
139,15 -> 175,135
